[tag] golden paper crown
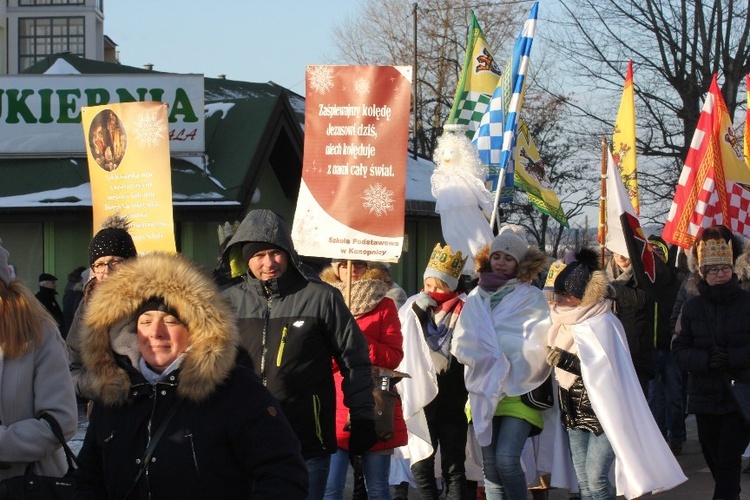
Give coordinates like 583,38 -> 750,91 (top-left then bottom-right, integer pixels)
427,243 -> 468,281
543,261 -> 567,290
697,238 -> 733,268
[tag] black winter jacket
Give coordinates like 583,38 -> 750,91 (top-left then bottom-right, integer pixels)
76,361 -> 307,499
672,276 -> 750,415
221,210 -> 375,459
555,349 -> 604,435
74,252 -> 308,499
608,265 -> 655,379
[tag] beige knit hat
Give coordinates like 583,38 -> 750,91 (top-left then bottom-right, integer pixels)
489,225 -> 529,263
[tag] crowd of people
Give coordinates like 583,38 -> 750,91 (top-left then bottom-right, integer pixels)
2,211 -> 750,499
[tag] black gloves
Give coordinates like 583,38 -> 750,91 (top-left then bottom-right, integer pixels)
708,347 -> 729,371
348,419 -> 378,455
546,347 -> 562,367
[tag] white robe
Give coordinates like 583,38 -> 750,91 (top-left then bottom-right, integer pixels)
396,293 -> 466,463
571,311 -> 687,498
450,283 -> 552,447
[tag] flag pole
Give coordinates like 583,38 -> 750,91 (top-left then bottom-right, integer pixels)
598,137 -> 608,269
490,165 -> 506,233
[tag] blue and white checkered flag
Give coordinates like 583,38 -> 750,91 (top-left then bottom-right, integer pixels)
473,2 -> 538,208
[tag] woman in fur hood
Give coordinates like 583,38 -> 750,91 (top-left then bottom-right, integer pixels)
73,252 -> 308,499
547,249 -> 686,499
319,259 -> 406,500
450,225 -> 552,499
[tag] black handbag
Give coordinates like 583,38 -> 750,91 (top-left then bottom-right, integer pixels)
520,375 -> 554,410
0,413 -> 78,500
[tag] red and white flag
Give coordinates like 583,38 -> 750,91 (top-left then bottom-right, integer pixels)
662,74 -> 750,249
605,150 -> 656,283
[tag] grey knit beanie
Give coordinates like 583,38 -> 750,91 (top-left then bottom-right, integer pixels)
489,225 -> 529,263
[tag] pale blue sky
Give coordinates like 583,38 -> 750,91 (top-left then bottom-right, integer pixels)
103,0 -> 361,95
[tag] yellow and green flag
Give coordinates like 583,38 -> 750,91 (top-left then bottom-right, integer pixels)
514,118 -> 568,226
446,10 -> 501,134
612,60 -> 639,214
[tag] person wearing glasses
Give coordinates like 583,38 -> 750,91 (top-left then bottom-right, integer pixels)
66,215 -> 138,400
673,225 -> 750,500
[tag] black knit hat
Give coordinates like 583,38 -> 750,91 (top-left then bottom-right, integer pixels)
89,227 -> 137,265
241,242 -> 284,263
553,248 -> 599,300
135,296 -> 180,322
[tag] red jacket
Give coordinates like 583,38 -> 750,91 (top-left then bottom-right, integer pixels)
333,297 -> 407,451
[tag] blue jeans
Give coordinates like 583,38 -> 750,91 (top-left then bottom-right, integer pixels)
306,454 -> 331,500
648,349 -> 686,442
481,416 -> 531,500
324,448 -> 392,500
567,428 -> 616,500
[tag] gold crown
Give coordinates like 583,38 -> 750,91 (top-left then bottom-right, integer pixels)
427,243 -> 468,280
697,238 -> 733,268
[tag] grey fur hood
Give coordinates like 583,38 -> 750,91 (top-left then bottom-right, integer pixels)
82,252 -> 238,406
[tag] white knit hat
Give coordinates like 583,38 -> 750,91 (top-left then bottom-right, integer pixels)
489,225 -> 529,263
0,239 -> 11,286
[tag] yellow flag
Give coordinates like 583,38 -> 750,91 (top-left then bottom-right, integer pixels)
446,11 -> 501,131
612,60 -> 639,214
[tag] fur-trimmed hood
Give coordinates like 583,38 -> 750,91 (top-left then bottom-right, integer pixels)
474,243 -> 547,283
319,263 -> 392,317
579,269 -> 610,306
319,262 -> 392,287
82,252 -> 238,406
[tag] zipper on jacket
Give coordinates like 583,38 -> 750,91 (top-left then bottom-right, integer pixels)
185,430 -> 200,474
260,296 -> 272,386
313,394 -> 324,446
276,325 -> 288,367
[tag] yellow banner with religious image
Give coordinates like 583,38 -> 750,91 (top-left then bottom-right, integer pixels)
82,101 -> 176,253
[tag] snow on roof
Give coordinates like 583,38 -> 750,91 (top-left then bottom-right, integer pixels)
406,154 -> 435,202
43,59 -> 81,75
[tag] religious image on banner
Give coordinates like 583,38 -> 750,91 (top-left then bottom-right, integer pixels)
292,65 -> 412,262
82,101 -> 176,253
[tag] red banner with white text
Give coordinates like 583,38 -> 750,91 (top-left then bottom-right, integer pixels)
292,65 -> 412,261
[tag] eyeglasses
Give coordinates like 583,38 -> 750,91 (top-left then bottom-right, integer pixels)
91,258 -> 124,273
706,265 -> 732,276
339,261 -> 367,270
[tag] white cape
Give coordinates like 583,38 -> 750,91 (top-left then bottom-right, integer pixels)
450,283 -> 552,446
396,293 -> 466,463
573,311 -> 687,498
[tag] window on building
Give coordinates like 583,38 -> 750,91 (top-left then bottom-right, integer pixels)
18,17 -> 85,71
19,0 -> 85,5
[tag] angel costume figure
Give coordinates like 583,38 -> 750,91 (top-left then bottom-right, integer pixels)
548,248 -> 686,499
431,125 -> 494,274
